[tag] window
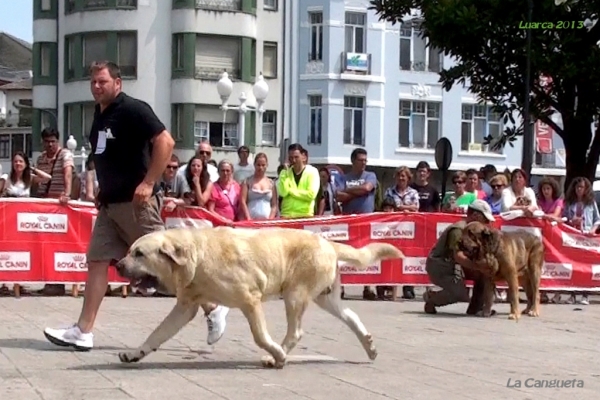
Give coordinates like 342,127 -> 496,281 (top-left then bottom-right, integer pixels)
195,36 -> 241,80
264,0 -> 277,10
194,121 -> 238,148
172,105 -> 184,141
460,104 -> 502,152
65,37 -> 74,79
40,43 -> 51,77
83,33 -> 108,75
262,111 -> 276,145
65,103 -> 95,148
263,42 -> 277,78
398,100 -> 440,149
82,103 -> 96,145
399,21 -> 442,72
343,96 -> 365,146
345,12 -> 366,54
18,100 -> 32,127
0,135 -> 9,158
308,95 -> 322,145
174,34 -> 184,70
118,32 -> 137,77
0,133 -> 32,159
309,12 -> 323,61
41,0 -> 51,11
65,0 -> 76,13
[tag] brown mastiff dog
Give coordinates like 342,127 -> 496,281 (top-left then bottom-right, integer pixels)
458,221 -> 544,321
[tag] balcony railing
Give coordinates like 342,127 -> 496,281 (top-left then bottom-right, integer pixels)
195,0 -> 242,11
0,113 -> 32,128
340,52 -> 371,75
194,66 -> 240,80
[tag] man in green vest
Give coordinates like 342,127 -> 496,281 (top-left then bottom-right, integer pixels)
423,200 -> 496,315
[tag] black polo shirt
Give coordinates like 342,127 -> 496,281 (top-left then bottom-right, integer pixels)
89,92 -> 166,204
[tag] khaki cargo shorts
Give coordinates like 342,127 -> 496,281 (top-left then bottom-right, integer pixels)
87,194 -> 165,262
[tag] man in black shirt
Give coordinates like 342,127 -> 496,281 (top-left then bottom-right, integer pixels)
43,61 -> 229,351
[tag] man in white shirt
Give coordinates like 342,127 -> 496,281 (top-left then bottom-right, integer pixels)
233,145 -> 254,183
177,141 -> 218,183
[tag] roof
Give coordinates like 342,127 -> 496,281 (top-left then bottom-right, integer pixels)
0,32 -> 32,72
0,78 -> 32,90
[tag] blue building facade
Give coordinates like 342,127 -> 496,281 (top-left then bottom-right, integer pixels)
284,0 -> 571,175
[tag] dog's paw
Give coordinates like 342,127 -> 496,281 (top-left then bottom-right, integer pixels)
475,310 -> 493,318
526,309 -> 540,317
508,313 -> 521,321
362,333 -> 378,361
118,350 -> 146,363
261,355 -> 285,369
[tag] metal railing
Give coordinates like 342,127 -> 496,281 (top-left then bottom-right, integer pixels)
195,0 -> 242,11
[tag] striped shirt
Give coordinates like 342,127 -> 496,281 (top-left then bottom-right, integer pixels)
35,148 -> 75,198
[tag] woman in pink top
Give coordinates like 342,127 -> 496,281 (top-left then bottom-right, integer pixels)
536,176 -> 564,304
207,160 -> 241,221
536,177 -> 564,221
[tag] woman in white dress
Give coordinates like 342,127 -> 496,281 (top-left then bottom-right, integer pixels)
0,151 -> 52,198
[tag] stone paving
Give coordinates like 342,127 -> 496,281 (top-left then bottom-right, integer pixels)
1,288 -> 599,400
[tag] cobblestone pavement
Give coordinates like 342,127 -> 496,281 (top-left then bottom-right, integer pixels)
1,288 -> 599,400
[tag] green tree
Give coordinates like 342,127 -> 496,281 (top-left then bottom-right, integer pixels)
370,0 -> 600,189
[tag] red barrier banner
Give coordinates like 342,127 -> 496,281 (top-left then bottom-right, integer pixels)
0,198 -> 599,290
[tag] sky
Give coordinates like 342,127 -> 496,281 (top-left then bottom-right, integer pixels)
0,0 -> 33,43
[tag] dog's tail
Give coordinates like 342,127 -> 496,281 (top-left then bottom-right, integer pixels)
330,242 -> 404,269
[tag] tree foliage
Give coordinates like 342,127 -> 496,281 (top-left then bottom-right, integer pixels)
369,0 -> 600,188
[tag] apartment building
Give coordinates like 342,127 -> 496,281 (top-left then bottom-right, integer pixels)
32,0 -> 283,169
0,32 -> 33,175
283,0 -> 574,176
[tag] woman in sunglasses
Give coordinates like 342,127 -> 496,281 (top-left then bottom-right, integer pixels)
442,171 -> 476,212
485,174 -> 508,215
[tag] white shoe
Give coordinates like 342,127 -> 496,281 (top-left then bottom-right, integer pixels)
43,324 -> 93,351
206,306 -> 229,345
579,296 -> 590,305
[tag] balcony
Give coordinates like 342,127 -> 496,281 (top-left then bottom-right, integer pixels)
194,66 -> 240,80
0,113 -> 33,128
195,0 -> 242,12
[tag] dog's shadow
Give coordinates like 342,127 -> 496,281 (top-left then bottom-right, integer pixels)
401,310 -> 506,319
69,357 -> 355,371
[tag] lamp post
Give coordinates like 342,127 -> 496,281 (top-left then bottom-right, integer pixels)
66,135 -> 88,173
216,71 -> 269,147
521,0 -> 535,184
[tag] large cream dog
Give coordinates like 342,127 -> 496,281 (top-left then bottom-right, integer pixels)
115,226 -> 403,369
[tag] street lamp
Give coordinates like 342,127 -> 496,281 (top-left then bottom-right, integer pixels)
216,71 -> 269,147
521,0 -> 534,184
66,135 -> 88,173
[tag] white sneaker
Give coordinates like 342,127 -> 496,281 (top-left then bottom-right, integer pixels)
43,325 -> 93,351
206,306 -> 229,345
579,296 -> 590,305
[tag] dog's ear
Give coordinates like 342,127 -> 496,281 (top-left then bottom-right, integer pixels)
158,241 -> 189,267
481,227 -> 500,254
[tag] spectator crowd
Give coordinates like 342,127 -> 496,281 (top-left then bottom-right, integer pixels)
1,134 -> 599,304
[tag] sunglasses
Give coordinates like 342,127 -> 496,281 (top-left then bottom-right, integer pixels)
166,165 -> 178,170
198,151 -> 211,156
491,184 -> 504,189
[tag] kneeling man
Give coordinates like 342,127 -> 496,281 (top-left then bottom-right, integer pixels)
424,200 -> 495,314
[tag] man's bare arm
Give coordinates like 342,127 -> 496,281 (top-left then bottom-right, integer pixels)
145,130 -> 175,185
